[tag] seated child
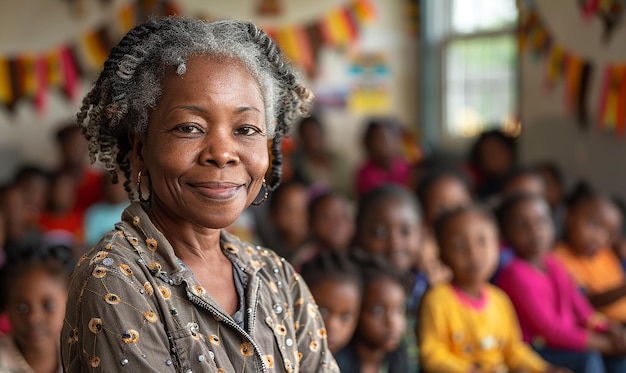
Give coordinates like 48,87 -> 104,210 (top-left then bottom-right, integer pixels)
496,193 -> 626,373
84,169 -> 129,248
262,181 -> 310,262
535,161 -> 566,239
599,196 -> 626,273
38,172 -> 84,255
334,253 -> 409,373
355,118 -> 413,197
354,184 -> 423,309
291,190 -> 355,271
0,240 -> 73,372
553,183 -> 626,323
418,204 -> 566,373
416,167 -> 472,287
300,251 -> 362,354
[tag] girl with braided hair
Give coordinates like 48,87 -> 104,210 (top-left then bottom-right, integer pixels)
61,16 -> 338,372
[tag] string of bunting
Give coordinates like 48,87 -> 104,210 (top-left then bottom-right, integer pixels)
519,0 -> 626,136
0,0 -> 375,116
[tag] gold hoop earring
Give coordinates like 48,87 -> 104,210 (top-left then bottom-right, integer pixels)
252,179 -> 269,206
137,170 -> 151,204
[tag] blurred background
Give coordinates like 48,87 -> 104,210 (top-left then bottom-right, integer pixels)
0,0 -> 625,200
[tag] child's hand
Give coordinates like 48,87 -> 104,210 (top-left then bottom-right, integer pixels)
607,325 -> 626,354
466,363 -> 480,373
544,365 -> 573,373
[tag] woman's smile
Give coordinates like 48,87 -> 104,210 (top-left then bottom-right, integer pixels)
188,181 -> 246,200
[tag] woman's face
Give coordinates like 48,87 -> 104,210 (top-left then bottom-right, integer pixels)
134,55 -> 269,229
310,279 -> 361,354
504,198 -> 555,262
440,211 -> 499,287
358,197 -> 422,273
356,277 -> 406,353
8,267 -> 68,351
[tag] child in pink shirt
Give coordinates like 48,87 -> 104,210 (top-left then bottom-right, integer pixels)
495,193 -> 626,373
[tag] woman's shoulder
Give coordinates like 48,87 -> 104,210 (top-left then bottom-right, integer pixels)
71,227 -> 149,284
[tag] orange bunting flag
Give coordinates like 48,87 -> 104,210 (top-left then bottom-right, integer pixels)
0,58 -> 13,106
598,65 -> 626,134
16,55 -> 36,99
293,26 -> 314,76
118,4 -> 137,34
352,0 -> 376,23
617,66 -> 626,135
564,54 -> 583,113
82,29 -> 109,70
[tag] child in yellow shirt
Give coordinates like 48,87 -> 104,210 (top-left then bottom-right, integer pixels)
418,204 -> 568,373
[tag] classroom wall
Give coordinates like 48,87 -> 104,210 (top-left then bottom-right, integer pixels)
0,0 -> 418,184
520,0 -> 626,200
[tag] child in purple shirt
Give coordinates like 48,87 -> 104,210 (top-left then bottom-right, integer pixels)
495,193 -> 626,373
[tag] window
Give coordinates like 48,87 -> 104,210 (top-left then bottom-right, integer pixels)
422,0 -> 519,143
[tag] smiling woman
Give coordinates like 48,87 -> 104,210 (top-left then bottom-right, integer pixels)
60,16 -> 338,373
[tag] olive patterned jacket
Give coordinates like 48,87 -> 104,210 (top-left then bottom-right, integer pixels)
61,202 -> 338,373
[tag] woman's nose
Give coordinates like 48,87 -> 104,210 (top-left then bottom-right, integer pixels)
201,130 -> 240,168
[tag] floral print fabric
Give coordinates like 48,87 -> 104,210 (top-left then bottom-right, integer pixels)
61,202 -> 338,373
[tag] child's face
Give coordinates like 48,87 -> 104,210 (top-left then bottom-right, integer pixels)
424,176 -> 472,226
356,277 -> 406,352
478,137 -> 513,177
310,279 -> 361,353
504,198 -> 554,261
49,174 -> 76,212
8,267 -> 68,351
598,199 -> 623,245
366,126 -> 397,164
566,199 -> 611,257
440,211 -> 499,287
359,197 -> 422,272
537,169 -> 563,209
502,174 -> 546,199
310,196 -> 354,250
272,185 -> 309,243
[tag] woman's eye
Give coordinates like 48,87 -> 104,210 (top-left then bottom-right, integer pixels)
176,124 -> 202,134
235,126 -> 261,136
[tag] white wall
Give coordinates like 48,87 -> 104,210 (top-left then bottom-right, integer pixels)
0,0 -> 418,183
520,0 -> 626,199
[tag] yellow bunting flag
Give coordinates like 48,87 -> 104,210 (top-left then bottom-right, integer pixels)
545,45 -> 564,88
45,50 -> 63,88
277,27 -> 300,63
0,58 -> 13,105
82,30 -> 109,70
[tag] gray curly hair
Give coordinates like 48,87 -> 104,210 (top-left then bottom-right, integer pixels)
77,16 -> 314,201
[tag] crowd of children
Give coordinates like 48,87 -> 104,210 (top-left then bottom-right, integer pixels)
2,115 -> 626,373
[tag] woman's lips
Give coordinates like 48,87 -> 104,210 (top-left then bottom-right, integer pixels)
189,182 -> 244,200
